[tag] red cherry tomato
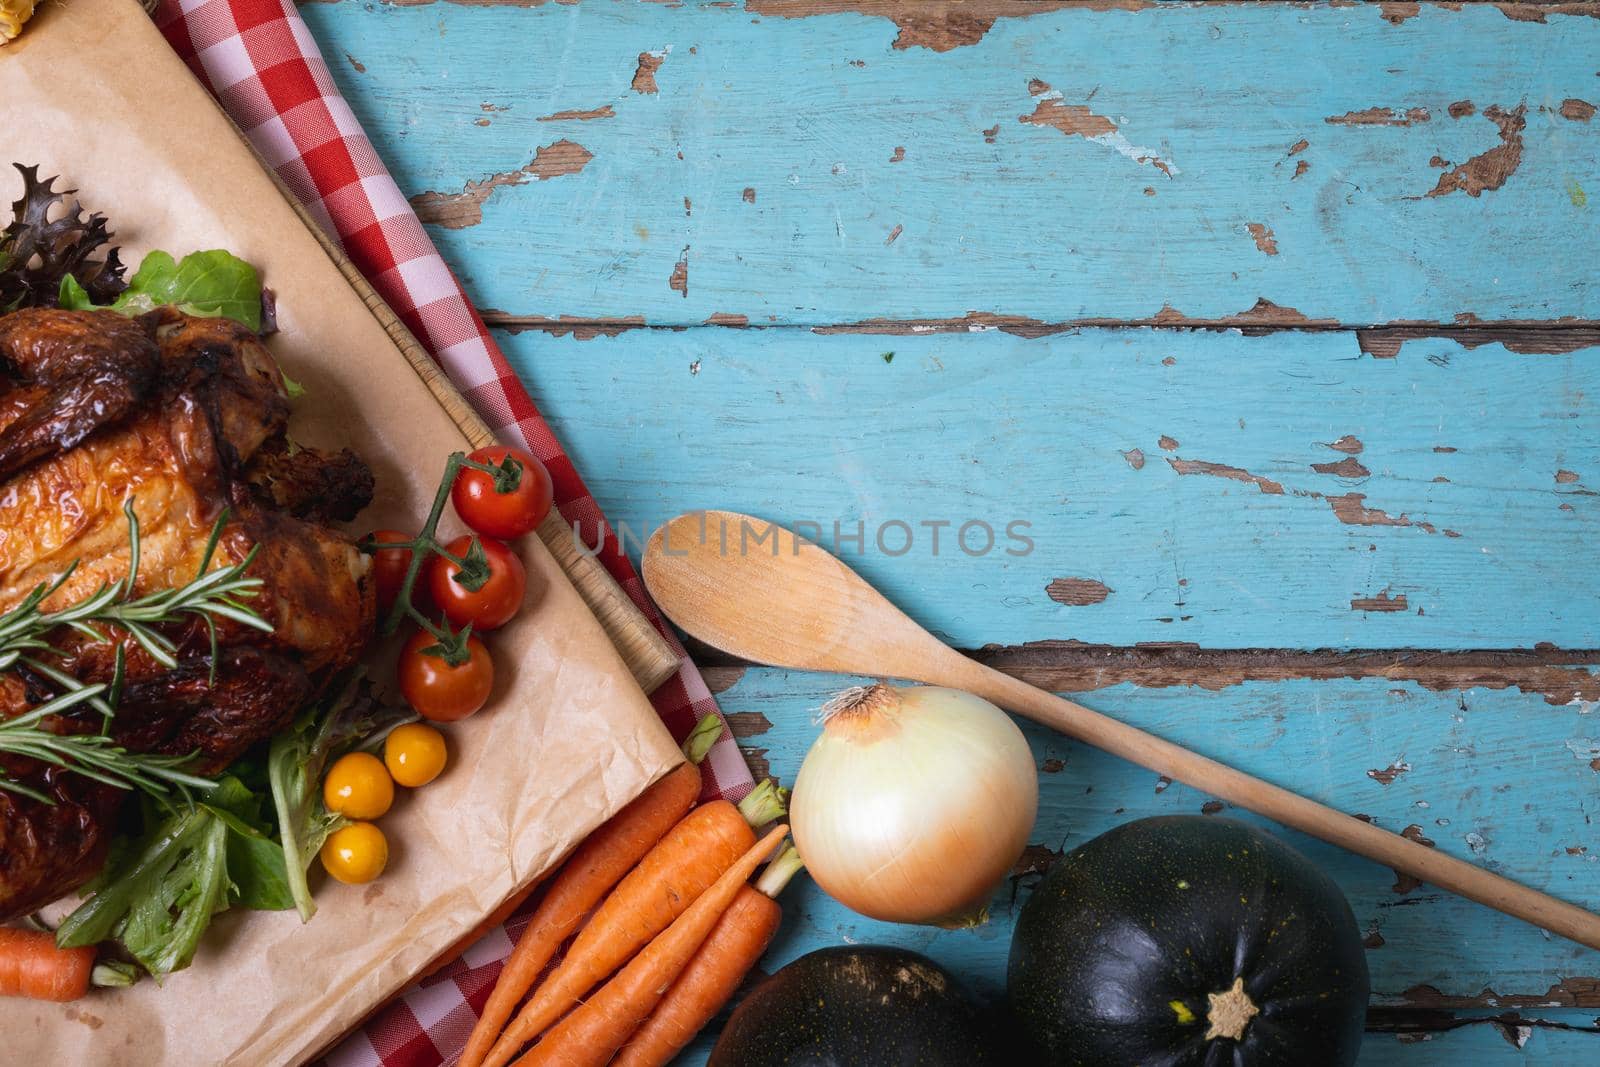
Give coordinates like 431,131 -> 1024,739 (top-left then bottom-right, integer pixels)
452,446 -> 554,541
397,629 -> 494,722
427,535 -> 527,631
364,530 -> 415,617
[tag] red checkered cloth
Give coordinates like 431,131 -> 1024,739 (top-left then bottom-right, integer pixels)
152,0 -> 754,1061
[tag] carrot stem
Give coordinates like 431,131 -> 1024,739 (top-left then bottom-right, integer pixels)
735,779 -> 788,827
681,714 -> 723,765
754,844 -> 803,898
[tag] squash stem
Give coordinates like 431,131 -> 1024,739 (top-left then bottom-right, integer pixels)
1204,977 -> 1260,1042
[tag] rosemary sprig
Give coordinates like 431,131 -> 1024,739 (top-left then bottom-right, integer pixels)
0,502 -> 271,677
0,692 -> 216,804
359,450 -> 520,665
0,502 -> 271,804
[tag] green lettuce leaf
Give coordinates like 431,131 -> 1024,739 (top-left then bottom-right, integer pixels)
55,775 -> 293,980
110,249 -> 262,331
57,274 -> 94,311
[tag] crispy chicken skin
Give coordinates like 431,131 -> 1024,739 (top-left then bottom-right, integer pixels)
0,307 -> 374,920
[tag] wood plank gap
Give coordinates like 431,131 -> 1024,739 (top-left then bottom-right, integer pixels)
481,311 -> 1600,355
684,638 -> 1600,707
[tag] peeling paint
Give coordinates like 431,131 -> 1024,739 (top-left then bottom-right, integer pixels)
739,745 -> 771,780
700,665 -> 747,694
745,0 -> 1153,53
409,140 -> 593,228
1021,82 -> 1178,175
538,105 -> 616,122
1557,469 -> 1581,484
669,249 -> 690,297
1357,325 -> 1600,358
813,301 -> 1338,336
1396,977 -> 1600,1011
1121,448 -> 1146,470
1246,222 -> 1279,255
885,223 -> 903,245
1293,160 -> 1309,179
1327,492 -> 1441,534
1562,98 -> 1597,121
1325,434 -> 1365,455
345,52 -> 367,73
706,312 -> 750,326
1448,99 -> 1476,119
891,146 -> 906,162
742,187 -> 756,204
1377,1 -> 1420,23
724,710 -> 773,738
1426,104 -> 1526,198
1168,457 -> 1285,495
1353,591 -> 1410,613
1326,106 -> 1430,126
1009,842 -> 1065,885
1391,824 -> 1436,894
1313,456 -> 1371,478
1493,2 -> 1600,22
1046,578 -> 1113,606
1368,759 -> 1414,784
632,50 -> 666,93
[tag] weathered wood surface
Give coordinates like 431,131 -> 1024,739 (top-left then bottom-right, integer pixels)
301,0 -> 1600,1061
508,327 -> 1600,656
303,0 -> 1600,327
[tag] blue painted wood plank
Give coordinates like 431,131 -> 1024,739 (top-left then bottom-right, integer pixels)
302,0 -> 1600,325
496,325 -> 1600,652
676,667 -> 1600,1063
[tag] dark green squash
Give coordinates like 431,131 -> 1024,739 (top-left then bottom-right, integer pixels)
1007,816 -> 1369,1066
708,945 -> 998,1066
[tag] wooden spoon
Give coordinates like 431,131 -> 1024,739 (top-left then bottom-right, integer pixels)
643,510 -> 1600,951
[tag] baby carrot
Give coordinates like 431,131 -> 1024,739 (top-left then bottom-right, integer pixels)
510,827 -> 791,1067
458,760 -> 701,1067
481,798 -> 757,1067
0,927 -> 95,1002
610,846 -> 804,1067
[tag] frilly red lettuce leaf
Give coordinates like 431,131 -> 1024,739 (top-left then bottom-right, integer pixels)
0,164 -> 127,312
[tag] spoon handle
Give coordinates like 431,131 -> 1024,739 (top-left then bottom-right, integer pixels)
941,654 -> 1600,952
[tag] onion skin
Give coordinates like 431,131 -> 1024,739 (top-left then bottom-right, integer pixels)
791,684 -> 1039,926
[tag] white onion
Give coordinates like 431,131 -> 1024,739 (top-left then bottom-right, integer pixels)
790,683 -> 1038,927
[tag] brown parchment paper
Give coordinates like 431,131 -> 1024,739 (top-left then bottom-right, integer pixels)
0,0 -> 685,1062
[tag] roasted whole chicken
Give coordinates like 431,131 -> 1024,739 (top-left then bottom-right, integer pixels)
0,306 -> 374,919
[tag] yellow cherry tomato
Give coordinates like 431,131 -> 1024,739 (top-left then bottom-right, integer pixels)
320,822 -> 389,885
384,722 -> 448,788
322,751 -> 394,820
